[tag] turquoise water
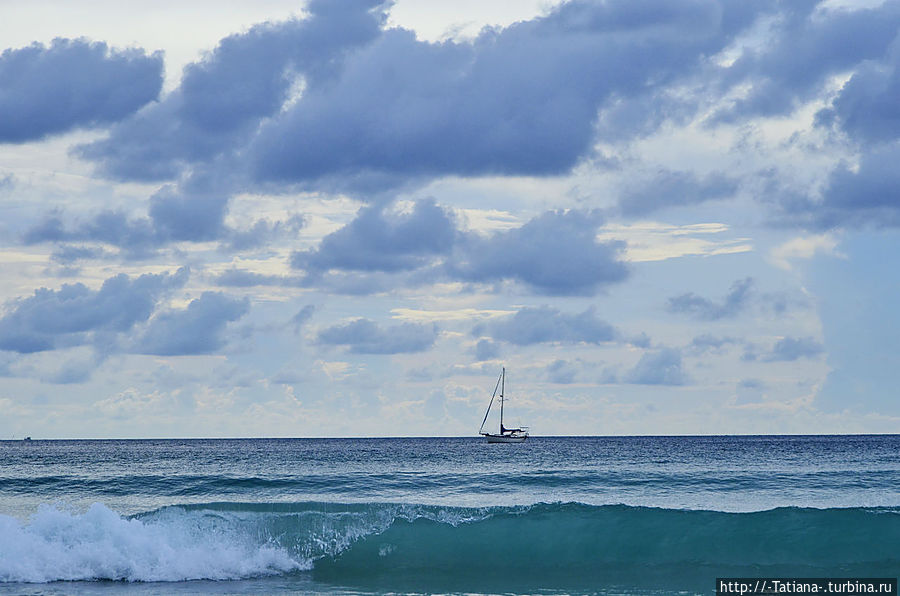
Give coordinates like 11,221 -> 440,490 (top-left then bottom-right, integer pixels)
1,436 -> 898,594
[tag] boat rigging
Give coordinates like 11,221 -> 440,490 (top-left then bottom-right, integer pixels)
479,367 -> 528,443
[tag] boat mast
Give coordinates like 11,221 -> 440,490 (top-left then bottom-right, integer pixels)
500,366 -> 505,431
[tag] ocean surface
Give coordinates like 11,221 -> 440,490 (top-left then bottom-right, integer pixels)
0,435 -> 898,595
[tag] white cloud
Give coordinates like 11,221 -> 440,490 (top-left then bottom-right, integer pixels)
596,222 -> 753,262
770,233 -> 844,270
391,307 -> 513,323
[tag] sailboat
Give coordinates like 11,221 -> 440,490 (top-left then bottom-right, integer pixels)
479,367 -> 528,443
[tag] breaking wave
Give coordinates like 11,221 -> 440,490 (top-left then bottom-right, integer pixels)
1,501 -> 898,591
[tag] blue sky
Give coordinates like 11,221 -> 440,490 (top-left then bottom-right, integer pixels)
1,0 -> 899,438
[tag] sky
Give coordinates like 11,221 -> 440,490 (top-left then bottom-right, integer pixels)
1,0 -> 899,438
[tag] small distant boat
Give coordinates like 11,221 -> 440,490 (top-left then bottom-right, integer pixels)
479,367 -> 528,443
23,437 -> 32,441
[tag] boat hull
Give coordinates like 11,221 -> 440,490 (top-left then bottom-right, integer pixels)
485,433 -> 527,443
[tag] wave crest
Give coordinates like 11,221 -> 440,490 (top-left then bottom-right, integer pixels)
0,503 -> 305,583
2,501 -> 899,589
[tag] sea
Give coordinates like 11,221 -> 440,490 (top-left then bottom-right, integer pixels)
0,435 -> 898,595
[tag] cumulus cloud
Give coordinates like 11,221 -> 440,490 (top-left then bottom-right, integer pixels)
713,2 -> 900,122
451,210 -> 628,295
76,0 -> 387,182
293,199 -> 455,274
743,5 -> 900,229
625,347 -> 689,385
21,0 -> 900,236
146,185 -> 229,243
816,25 -> 900,145
250,0 -> 766,187
667,277 -> 753,320
289,202 -> 627,296
0,38 -> 162,143
23,177 -> 297,257
482,305 -> 617,346
0,269 -> 187,353
71,0 -> 771,191
22,210 -> 155,257
134,292 -> 249,355
317,318 -> 439,354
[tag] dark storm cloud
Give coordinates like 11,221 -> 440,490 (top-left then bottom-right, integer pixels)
625,347 -> 689,385
667,277 -> 753,320
0,269 -> 187,354
75,0 -> 768,190
316,318 -> 438,354
0,38 -> 162,143
482,305 -> 618,346
134,292 -> 249,355
292,199 -> 456,274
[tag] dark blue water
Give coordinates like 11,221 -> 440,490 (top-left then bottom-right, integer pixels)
1,436 -> 898,594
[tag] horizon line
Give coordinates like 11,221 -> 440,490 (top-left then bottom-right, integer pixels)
4,432 -> 899,441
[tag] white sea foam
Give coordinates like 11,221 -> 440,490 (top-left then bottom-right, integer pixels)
0,503 -> 308,583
